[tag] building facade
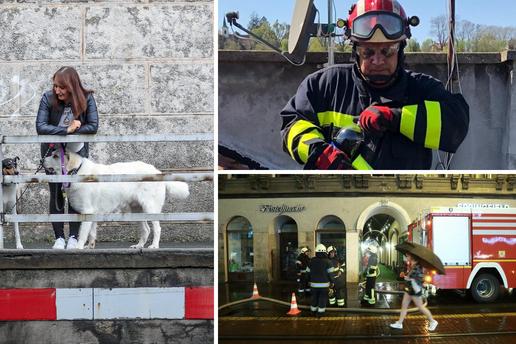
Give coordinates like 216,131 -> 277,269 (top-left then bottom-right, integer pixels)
218,174 -> 516,283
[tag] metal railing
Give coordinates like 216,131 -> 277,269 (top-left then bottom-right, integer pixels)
0,134 -> 214,249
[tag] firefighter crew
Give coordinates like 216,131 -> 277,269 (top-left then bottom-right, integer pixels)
327,246 -> 345,307
363,245 -> 379,305
280,0 -> 469,170
306,244 -> 335,318
296,246 -> 311,296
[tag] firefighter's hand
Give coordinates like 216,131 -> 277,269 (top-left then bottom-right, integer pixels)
359,106 -> 399,136
314,144 -> 352,170
331,283 -> 334,288
297,273 -> 301,276
404,276 -> 413,281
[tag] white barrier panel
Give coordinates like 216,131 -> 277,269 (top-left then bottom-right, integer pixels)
0,287 -> 214,320
56,289 -> 94,320
94,287 -> 185,320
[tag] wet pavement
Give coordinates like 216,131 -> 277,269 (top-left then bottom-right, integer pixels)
219,281 -> 516,342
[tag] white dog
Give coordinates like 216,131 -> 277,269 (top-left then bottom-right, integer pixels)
2,157 -> 23,249
43,151 -> 189,249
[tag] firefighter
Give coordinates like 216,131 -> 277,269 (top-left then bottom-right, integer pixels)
280,0 -> 469,170
327,246 -> 345,307
296,246 -> 311,296
306,244 -> 335,318
362,245 -> 379,305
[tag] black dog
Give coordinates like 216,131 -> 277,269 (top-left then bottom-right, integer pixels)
2,156 -> 23,249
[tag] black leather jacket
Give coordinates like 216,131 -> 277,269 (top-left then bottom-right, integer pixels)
36,90 -> 99,158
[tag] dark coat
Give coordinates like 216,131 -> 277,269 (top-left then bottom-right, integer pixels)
280,64 -> 469,169
36,90 -> 99,158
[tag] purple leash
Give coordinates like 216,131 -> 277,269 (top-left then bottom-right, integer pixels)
60,145 -> 71,189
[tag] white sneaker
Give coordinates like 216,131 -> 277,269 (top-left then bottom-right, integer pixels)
53,237 -> 66,249
428,320 -> 438,331
66,237 -> 78,249
390,322 -> 403,329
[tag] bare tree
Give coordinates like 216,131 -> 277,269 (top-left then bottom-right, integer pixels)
430,15 -> 448,50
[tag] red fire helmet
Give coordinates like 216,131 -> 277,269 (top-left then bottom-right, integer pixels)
346,0 -> 418,44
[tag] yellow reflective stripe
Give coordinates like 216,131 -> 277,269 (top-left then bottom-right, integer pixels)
286,120 -> 323,160
298,132 -> 324,163
400,105 -> 418,141
351,154 -> 374,170
317,111 -> 354,128
424,101 -> 442,149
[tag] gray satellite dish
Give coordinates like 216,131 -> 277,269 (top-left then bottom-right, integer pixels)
288,0 -> 317,61
225,0 -> 319,65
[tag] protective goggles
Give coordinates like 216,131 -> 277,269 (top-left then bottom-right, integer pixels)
352,12 -> 405,40
355,43 -> 399,60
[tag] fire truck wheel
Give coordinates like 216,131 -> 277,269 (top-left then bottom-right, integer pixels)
470,274 -> 500,303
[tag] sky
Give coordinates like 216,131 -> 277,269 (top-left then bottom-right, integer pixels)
218,0 -> 516,44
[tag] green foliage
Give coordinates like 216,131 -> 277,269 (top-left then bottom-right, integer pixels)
406,39 -> 421,52
421,39 -> 434,52
308,38 -> 327,52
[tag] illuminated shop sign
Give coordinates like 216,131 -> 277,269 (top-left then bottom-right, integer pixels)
457,204 -> 509,208
260,204 -> 306,214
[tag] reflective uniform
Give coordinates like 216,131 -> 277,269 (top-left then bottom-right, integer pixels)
329,258 -> 345,307
280,64 -> 469,169
296,252 -> 311,294
364,253 -> 378,304
306,253 -> 335,317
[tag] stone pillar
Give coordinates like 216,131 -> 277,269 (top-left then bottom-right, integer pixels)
346,230 -> 360,282
254,232 -> 269,282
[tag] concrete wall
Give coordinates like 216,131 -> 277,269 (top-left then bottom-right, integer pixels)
0,248 -> 213,343
218,50 -> 516,170
0,0 -> 214,243
218,195 -> 516,283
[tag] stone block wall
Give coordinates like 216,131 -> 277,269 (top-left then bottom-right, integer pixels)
0,0 -> 214,243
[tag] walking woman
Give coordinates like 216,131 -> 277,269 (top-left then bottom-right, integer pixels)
36,66 -> 98,249
390,253 -> 438,331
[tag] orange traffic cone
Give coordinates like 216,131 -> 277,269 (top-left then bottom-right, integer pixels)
250,283 -> 261,298
287,293 -> 302,316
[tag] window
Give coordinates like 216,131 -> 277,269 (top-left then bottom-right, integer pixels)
227,216 -> 254,274
317,216 -> 346,263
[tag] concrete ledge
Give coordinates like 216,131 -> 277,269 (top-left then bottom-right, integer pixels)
0,268 -> 214,289
0,319 -> 214,344
218,50 -> 509,65
0,248 -> 213,270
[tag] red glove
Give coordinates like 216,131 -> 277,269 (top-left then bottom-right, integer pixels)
359,106 -> 394,136
315,144 -> 351,170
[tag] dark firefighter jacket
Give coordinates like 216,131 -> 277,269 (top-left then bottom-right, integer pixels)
306,254 -> 335,288
365,253 -> 378,278
329,257 -> 344,289
296,253 -> 310,274
280,64 -> 470,170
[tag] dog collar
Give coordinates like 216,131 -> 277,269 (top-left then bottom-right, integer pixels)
68,163 -> 83,176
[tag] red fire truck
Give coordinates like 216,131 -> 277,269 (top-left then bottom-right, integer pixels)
407,206 -> 516,303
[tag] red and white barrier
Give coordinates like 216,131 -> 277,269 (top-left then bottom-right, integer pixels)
0,287 -> 213,320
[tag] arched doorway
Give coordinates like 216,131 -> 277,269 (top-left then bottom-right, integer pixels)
279,218 -> 298,280
226,216 -> 254,282
357,201 -> 411,281
316,215 -> 346,264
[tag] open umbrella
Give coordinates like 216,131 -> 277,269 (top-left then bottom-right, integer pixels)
395,242 -> 446,275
